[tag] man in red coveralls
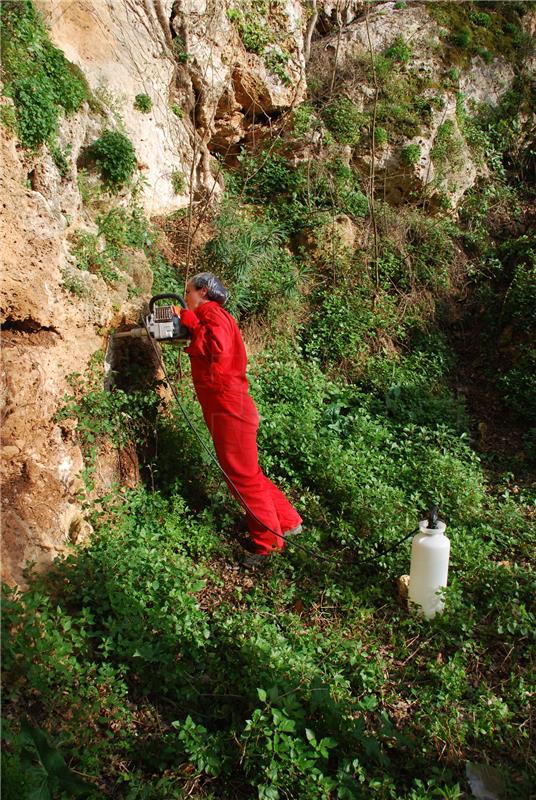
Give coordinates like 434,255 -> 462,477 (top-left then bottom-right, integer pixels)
178,272 -> 302,568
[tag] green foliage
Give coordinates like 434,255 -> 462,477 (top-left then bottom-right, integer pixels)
242,692 -> 337,799
0,0 -> 89,149
401,143 -> 421,165
374,126 -> 388,146
70,230 -> 119,284
133,93 -> 152,113
88,130 -> 137,187
428,1 -> 531,65
384,35 -> 412,64
3,354 -> 535,799
321,97 -> 368,146
227,1 -> 271,55
264,47 -> 290,85
470,11 -> 492,28
70,205 -> 151,286
56,362 -> 159,488
431,120 -> 464,168
172,36 -> 189,63
171,169 -> 186,194
170,103 -> 184,118
292,103 -> 317,137
311,158 -> 369,219
450,26 -> 472,48
49,141 -> 72,177
204,203 -> 300,318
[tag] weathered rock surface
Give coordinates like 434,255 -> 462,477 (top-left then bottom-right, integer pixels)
35,0 -> 193,217
308,2 -> 516,208
34,0 -> 308,212
0,131 -> 148,587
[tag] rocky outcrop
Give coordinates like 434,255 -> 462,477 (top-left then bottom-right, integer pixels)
171,0 -> 307,161
0,130 -> 148,587
34,0 -> 194,217
308,2 -> 516,209
34,0 -> 308,214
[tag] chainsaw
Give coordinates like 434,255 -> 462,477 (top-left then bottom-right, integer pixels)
114,294 -> 190,345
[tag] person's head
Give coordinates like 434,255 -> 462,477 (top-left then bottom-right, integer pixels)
185,272 -> 229,311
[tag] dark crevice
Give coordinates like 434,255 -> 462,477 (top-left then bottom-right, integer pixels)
1,318 -> 61,335
27,169 -> 37,190
191,79 -> 205,128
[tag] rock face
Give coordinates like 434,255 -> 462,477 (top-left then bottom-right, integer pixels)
35,0 -> 194,217
1,132 -> 106,586
0,126 -> 156,587
171,0 -> 306,161
308,2 -> 516,208
34,0 -> 308,212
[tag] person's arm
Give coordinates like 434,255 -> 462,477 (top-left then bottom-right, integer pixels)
181,307 -> 232,356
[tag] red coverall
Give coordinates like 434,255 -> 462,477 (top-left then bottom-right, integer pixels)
183,301 -> 302,555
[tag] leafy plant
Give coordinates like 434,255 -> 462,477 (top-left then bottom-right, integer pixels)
321,97 -> 368,146
401,143 -> 421,165
87,129 -> 137,187
0,0 -> 89,149
171,169 -> 186,194
18,720 -> 96,799
134,93 -> 152,113
384,35 -> 412,64
172,36 -> 189,63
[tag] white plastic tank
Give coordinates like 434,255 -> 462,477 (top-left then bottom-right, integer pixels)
408,518 -> 450,619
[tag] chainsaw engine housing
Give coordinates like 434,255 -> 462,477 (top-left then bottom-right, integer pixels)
145,294 -> 190,344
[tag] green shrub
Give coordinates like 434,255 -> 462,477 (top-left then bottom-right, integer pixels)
69,206 -> 150,287
170,103 -> 184,118
385,35 -> 412,64
172,36 -> 189,63
10,77 -> 57,148
321,97 -> 368,146
204,204 -> 300,317
49,141 -> 72,177
171,169 -> 186,194
450,27 -> 472,48
374,126 -> 389,146
1,1 -> 88,149
88,129 -> 137,187
401,143 -> 421,165
264,47 -> 290,84
292,103 -> 316,136
470,11 -> 492,28
476,46 -> 494,63
227,2 -> 271,55
134,93 -> 152,112
432,120 -> 464,167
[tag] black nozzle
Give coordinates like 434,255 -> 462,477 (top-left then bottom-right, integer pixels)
427,504 -> 439,529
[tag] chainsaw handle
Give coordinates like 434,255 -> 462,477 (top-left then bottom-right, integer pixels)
148,293 -> 186,312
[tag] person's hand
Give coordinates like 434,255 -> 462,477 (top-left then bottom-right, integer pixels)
179,308 -> 200,330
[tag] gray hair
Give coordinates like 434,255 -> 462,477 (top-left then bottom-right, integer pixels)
189,272 -> 229,306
